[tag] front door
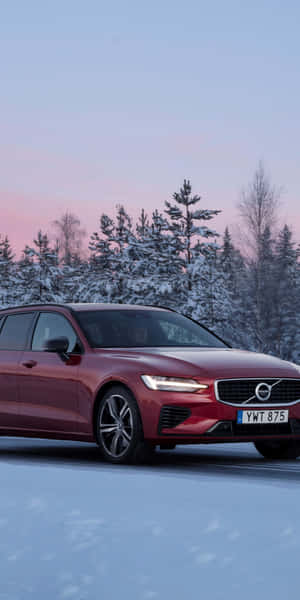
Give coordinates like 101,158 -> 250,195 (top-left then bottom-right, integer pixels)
18,311 -> 82,434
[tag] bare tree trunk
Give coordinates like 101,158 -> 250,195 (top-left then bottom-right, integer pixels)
238,163 -> 280,352
52,212 -> 86,265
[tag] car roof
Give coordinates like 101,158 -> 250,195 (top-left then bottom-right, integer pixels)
0,303 -> 170,314
66,303 -> 168,312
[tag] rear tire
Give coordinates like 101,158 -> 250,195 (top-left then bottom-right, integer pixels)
95,385 -> 154,464
254,439 -> 300,459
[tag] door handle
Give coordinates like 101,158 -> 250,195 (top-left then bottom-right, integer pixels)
22,360 -> 37,368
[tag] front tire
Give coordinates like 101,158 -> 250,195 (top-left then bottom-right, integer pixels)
96,385 -> 154,464
254,439 -> 300,459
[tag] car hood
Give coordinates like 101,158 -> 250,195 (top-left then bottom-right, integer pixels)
94,347 -> 300,379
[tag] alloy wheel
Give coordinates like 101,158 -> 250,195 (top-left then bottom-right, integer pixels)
99,393 -> 134,458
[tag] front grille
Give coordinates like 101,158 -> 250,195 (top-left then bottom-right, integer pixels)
216,379 -> 300,406
158,406 -> 191,432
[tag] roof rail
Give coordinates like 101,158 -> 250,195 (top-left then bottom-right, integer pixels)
0,303 -> 74,314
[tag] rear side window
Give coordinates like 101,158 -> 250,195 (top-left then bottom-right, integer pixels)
0,313 -> 34,350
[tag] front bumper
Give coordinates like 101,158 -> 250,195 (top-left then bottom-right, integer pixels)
138,378 -> 300,444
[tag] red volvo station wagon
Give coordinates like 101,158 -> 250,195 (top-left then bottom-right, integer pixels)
1,302 -> 300,464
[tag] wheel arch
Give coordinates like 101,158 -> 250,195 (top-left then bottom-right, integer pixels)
92,380 -> 143,438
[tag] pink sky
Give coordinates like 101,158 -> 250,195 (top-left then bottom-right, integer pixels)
1,143 -> 300,258
1,183 -> 299,259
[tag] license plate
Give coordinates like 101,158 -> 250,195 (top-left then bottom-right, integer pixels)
237,409 -> 289,424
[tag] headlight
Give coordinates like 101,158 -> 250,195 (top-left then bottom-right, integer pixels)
141,375 -> 208,392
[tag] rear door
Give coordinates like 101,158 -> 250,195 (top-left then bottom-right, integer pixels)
0,312 -> 35,429
18,311 -> 82,434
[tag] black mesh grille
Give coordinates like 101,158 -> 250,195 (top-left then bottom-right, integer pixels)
158,406 -> 191,432
217,379 -> 300,405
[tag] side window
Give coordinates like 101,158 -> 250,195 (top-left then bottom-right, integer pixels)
32,312 -> 79,353
0,313 -> 34,350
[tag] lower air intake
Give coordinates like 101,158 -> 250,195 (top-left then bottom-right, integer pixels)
158,406 -> 191,433
233,422 -> 292,436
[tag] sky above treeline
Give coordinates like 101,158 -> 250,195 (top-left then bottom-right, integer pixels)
1,0 -> 300,256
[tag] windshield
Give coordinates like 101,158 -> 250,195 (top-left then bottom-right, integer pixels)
76,309 -> 227,348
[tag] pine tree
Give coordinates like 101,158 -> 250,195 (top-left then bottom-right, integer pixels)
88,213 -> 117,302
165,179 -> 221,292
16,232 -> 61,304
89,215 -> 114,274
136,208 -> 149,239
60,254 -> 89,303
243,226 -> 277,352
221,227 -> 242,295
0,180 -> 298,361
110,205 -> 133,303
219,227 -> 249,347
186,248 -> 233,341
15,245 -> 37,305
272,225 -> 300,360
127,209 -> 183,308
0,236 -> 16,307
88,206 -> 133,304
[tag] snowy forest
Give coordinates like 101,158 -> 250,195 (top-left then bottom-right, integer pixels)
0,164 -> 299,362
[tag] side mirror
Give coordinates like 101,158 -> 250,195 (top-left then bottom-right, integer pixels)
44,337 -> 69,355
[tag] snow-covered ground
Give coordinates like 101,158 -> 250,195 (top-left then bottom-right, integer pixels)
0,439 -> 299,599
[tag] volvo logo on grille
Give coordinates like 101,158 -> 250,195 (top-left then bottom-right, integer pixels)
255,382 -> 272,402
